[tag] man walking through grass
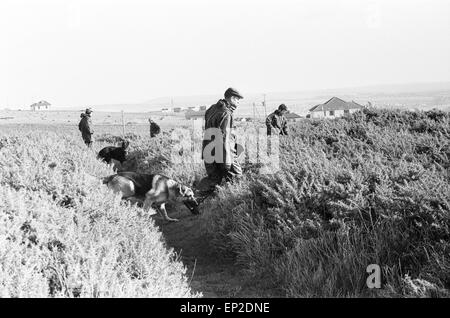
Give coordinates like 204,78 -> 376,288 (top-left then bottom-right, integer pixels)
194,88 -> 244,202
78,108 -> 94,147
266,104 -> 289,136
149,117 -> 161,137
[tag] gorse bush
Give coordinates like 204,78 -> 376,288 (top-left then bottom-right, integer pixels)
0,129 -> 198,298
1,108 -> 448,298
201,108 -> 450,297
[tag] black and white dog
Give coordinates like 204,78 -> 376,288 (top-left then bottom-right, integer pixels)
98,140 -> 130,170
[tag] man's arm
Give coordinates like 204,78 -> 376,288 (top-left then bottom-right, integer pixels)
267,113 -> 281,129
266,114 -> 272,126
272,115 -> 282,129
281,117 -> 288,135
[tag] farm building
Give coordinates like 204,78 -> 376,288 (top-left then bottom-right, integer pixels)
185,110 -> 205,120
30,100 -> 51,111
285,112 -> 302,122
309,97 -> 364,119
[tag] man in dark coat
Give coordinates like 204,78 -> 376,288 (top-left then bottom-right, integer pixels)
197,87 -> 244,195
149,118 -> 161,137
78,108 -> 94,147
266,104 -> 289,136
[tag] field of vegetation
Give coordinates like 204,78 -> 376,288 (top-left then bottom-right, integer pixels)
0,107 -> 449,297
202,108 -> 450,297
0,124 -> 198,297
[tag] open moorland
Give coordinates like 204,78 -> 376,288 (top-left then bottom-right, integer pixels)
0,107 -> 449,297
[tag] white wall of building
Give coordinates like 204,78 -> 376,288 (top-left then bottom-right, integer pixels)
310,108 -> 360,118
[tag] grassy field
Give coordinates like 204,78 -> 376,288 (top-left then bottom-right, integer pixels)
0,125 -> 199,297
0,107 -> 449,297
0,109 -> 189,129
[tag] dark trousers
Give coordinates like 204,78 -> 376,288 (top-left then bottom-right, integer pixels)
82,133 -> 92,147
205,161 -> 242,184
196,158 -> 242,200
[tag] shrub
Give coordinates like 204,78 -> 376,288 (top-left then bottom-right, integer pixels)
201,108 -> 450,297
0,130 -> 199,298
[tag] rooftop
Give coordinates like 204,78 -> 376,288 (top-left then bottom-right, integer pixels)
309,97 -> 364,112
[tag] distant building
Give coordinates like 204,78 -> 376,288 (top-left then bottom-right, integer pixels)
199,106 -> 207,111
185,110 -> 205,120
161,108 -> 171,113
187,106 -> 199,111
30,100 -> 51,111
173,107 -> 182,113
285,112 -> 302,122
309,97 -> 364,119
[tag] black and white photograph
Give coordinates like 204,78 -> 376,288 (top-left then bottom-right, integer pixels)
0,0 -> 449,304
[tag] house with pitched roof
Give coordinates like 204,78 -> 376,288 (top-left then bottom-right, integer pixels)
285,112 -> 303,122
309,97 -> 364,119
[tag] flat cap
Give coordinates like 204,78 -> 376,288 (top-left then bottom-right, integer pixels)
85,108 -> 93,114
278,104 -> 288,111
224,87 -> 244,99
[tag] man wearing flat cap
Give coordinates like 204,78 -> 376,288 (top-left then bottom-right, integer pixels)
198,87 -> 244,195
266,104 -> 289,136
78,108 -> 94,147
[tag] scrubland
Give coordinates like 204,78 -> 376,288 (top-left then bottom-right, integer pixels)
0,108 -> 448,297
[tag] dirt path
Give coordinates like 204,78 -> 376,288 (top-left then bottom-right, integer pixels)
154,204 -> 280,298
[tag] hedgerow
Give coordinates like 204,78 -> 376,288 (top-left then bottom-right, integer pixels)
201,108 -> 450,297
0,129 -> 198,298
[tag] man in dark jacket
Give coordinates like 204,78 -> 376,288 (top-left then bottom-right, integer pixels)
149,118 -> 161,137
198,87 -> 244,194
78,108 -> 94,147
266,104 -> 288,136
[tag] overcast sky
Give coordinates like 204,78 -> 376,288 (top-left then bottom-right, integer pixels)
1,0 -> 449,108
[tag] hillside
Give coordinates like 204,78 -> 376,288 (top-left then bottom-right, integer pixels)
83,82 -> 450,117
5,82 -> 449,118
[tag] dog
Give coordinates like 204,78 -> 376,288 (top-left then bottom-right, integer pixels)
98,140 -> 130,170
102,171 -> 198,222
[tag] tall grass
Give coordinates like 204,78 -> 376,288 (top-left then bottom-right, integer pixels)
0,129 -> 199,297
201,108 -> 450,297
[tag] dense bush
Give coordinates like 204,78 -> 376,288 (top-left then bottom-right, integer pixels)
0,130 -> 199,298
201,108 -> 450,297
